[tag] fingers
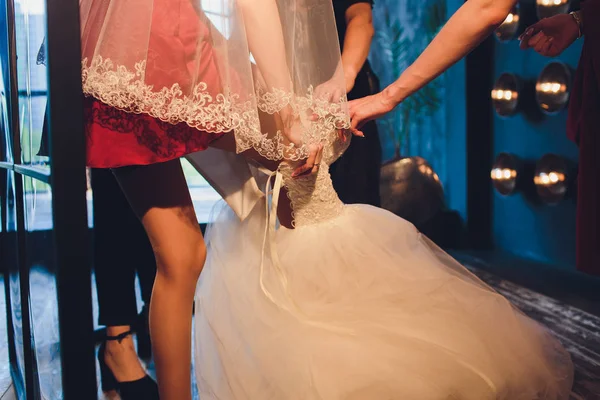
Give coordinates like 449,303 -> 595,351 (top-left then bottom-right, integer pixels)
311,144 -> 324,175
291,144 -> 323,178
351,128 -> 365,137
527,31 -> 546,48
535,36 -> 553,55
519,26 -> 543,48
348,107 -> 366,136
519,28 -> 535,47
349,105 -> 360,130
337,129 -> 349,142
521,30 -> 554,56
519,18 -> 550,40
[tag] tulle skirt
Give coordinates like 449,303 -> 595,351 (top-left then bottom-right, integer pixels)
195,202 -> 574,399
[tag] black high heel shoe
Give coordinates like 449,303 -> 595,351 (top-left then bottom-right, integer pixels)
97,330 -> 160,400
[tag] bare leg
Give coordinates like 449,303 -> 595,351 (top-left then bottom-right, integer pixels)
113,160 -> 205,400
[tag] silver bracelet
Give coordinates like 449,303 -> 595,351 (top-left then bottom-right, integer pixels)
570,11 -> 583,39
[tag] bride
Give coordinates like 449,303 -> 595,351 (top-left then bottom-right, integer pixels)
193,1 -> 574,399
195,134 -> 574,400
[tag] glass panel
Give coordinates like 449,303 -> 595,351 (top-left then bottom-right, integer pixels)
23,174 -> 62,398
1,0 -> 13,164
0,78 -> 10,164
181,158 -> 221,223
4,170 -> 27,388
22,170 -> 50,230
14,0 -> 48,166
86,169 -> 93,228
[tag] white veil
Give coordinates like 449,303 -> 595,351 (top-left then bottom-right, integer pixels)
79,0 -> 350,161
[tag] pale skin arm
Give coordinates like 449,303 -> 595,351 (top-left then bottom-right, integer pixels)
349,0 -> 518,133
193,0 -> 322,176
236,0 -> 292,92
314,2 -> 374,136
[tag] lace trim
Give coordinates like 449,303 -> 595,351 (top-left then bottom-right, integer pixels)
279,163 -> 344,227
81,56 -> 350,161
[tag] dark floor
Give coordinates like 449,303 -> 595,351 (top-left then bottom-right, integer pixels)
0,275 -> 14,400
1,254 -> 600,400
458,259 -> 600,400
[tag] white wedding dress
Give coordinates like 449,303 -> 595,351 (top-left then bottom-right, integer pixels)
194,132 -> 574,399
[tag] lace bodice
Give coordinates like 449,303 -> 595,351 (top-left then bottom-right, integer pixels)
278,132 -> 351,227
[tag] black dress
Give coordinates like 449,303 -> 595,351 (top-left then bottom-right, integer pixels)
330,0 -> 382,207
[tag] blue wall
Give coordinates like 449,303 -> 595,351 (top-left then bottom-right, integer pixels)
370,0 -> 468,220
369,0 -> 581,269
492,5 -> 582,269
444,0 -> 467,221
370,0 -> 450,190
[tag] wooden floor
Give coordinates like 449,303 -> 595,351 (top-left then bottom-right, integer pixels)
1,256 -> 600,400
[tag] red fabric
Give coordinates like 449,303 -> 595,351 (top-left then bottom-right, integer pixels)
85,0 -> 228,168
85,98 -> 223,168
566,0 -> 600,275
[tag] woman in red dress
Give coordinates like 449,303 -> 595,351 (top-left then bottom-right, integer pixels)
79,0 -> 350,399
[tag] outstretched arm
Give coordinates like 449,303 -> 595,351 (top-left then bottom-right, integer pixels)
349,0 -> 517,132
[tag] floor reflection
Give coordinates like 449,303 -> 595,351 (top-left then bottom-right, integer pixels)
29,268 -> 61,400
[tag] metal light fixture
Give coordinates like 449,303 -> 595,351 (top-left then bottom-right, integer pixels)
536,0 -> 571,20
491,153 -> 520,196
379,156 -> 444,225
534,154 -> 568,204
495,5 -> 521,42
491,73 -> 521,117
535,62 -> 571,115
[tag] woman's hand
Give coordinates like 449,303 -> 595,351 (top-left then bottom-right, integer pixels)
519,14 -> 580,57
278,107 -> 325,178
348,91 -> 396,136
290,142 -> 324,178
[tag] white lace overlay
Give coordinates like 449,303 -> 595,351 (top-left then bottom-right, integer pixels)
275,125 -> 350,227
81,56 -> 350,162
279,163 -> 345,227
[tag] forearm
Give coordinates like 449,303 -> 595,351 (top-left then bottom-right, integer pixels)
383,0 -> 515,105
237,0 -> 292,92
341,13 -> 374,81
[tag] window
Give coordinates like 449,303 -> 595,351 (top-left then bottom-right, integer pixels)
13,0 -> 226,228
179,0 -> 236,223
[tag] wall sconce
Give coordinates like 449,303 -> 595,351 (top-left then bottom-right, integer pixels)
534,154 -> 569,204
491,153 -> 520,195
536,62 -> 571,115
536,0 -> 571,20
491,73 -> 521,117
495,5 -> 521,42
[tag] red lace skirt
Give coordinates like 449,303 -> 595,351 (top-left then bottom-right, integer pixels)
85,98 -> 224,168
